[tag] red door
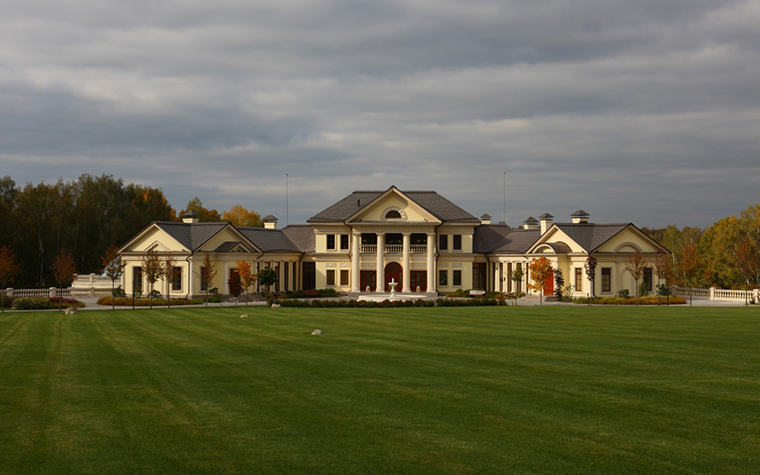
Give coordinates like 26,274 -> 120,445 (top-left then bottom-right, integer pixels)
544,272 -> 554,295
385,262 -> 402,292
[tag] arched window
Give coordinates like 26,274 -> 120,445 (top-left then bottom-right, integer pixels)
385,210 -> 402,219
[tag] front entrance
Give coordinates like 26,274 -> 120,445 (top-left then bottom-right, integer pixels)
544,272 -> 554,295
360,270 -> 376,293
385,262 -> 402,292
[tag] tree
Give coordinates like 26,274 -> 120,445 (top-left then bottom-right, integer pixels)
102,245 -> 125,310
679,241 -> 700,306
528,257 -> 553,306
195,253 -> 218,307
554,268 -> 565,301
162,255 -> 176,309
182,197 -> 221,222
584,256 -> 597,298
141,248 -> 163,309
258,268 -> 277,296
653,251 -> 674,306
624,251 -> 646,306
223,205 -> 263,227
0,246 -> 20,312
511,265 -> 524,305
236,261 -> 257,306
51,248 -> 77,312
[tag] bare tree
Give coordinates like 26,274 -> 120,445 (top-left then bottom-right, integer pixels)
102,245 -> 125,310
624,251 -> 646,306
52,249 -> 77,312
141,248 -> 163,309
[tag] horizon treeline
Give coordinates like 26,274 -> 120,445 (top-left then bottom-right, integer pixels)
0,174 -> 262,288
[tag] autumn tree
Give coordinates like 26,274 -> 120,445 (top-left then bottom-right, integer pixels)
511,265 -> 524,305
195,253 -> 218,306
679,241 -> 700,306
236,261 -> 257,306
528,257 -> 553,306
223,205 -> 263,228
141,248 -> 163,309
0,246 -> 20,312
584,256 -> 597,298
52,248 -> 77,311
102,245 -> 125,310
653,251 -> 674,306
162,255 -> 176,309
228,271 -> 242,304
624,251 -> 646,306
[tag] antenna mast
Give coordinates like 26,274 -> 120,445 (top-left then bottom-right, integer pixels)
285,174 -> 289,227
503,171 -> 506,224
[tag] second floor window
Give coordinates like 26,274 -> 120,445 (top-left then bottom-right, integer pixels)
439,235 -> 448,251
453,235 -> 462,251
340,234 -> 349,250
326,234 -> 335,250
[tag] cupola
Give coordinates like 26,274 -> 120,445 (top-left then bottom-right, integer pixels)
263,215 -> 278,229
571,210 -> 590,224
539,213 -> 554,235
181,210 -> 200,224
523,217 -> 539,230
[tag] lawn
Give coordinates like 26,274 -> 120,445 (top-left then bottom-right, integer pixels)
1,306 -> 758,474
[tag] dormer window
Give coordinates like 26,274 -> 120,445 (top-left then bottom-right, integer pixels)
385,210 -> 402,219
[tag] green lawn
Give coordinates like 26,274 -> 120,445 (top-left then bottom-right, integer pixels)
1,306 -> 759,474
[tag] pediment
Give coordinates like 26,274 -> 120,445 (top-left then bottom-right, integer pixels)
346,187 -> 441,224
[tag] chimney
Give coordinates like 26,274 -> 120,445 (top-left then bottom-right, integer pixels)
571,210 -> 590,224
523,217 -> 539,230
480,213 -> 492,225
263,215 -> 278,229
181,210 -> 200,224
539,213 -> 554,235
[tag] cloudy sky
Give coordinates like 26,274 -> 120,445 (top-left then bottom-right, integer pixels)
2,0 -> 758,228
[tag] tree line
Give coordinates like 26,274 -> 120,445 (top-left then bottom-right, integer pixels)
642,204 -> 760,290
0,174 -> 262,289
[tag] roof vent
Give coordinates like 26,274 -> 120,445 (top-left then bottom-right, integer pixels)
182,210 -> 200,224
539,213 -> 554,235
523,217 -> 539,230
571,210 -> 590,224
480,213 -> 492,225
263,215 -> 278,229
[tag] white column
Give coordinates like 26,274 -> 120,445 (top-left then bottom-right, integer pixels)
187,260 -> 193,297
402,233 -> 411,293
224,261 -> 229,294
376,233 -> 385,292
351,233 -> 361,292
426,233 -> 435,293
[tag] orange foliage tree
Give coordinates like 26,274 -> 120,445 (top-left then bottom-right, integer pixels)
223,205 -> 263,228
528,257 -> 553,306
52,248 -> 77,311
236,261 -> 257,305
0,246 -> 21,312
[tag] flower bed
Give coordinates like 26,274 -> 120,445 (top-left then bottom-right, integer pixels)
97,296 -> 204,307
573,296 -> 687,305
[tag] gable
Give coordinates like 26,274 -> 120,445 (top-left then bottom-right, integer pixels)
594,226 -> 667,254
199,226 -> 259,253
527,227 -> 587,254
347,188 -> 441,224
120,224 -> 190,253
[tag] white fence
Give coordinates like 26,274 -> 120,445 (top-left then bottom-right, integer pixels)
3,287 -> 114,299
71,274 -> 119,289
671,286 -> 759,302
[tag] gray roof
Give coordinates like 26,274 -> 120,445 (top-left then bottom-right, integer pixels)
213,241 -> 245,253
552,223 -> 630,252
308,188 -> 480,223
281,225 -> 316,253
539,213 -> 554,219
151,222 -> 230,251
237,227 -> 302,253
473,225 -> 541,254
571,209 -> 590,217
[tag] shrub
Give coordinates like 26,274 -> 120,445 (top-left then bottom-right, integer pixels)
112,286 -> 126,298
616,289 -> 630,299
49,297 -> 85,308
1,294 -> 12,308
317,288 -> 339,297
573,296 -> 687,305
638,282 -> 649,298
12,297 -> 54,310
96,296 -> 204,306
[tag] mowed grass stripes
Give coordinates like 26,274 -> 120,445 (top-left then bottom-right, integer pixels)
0,306 -> 758,474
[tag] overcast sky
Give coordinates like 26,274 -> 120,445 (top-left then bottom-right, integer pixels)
2,0 -> 758,228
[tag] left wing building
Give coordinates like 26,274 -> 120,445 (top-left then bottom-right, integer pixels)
119,186 -> 669,298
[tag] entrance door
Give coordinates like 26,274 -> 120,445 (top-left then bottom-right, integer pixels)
384,262 -> 402,292
410,271 -> 427,292
544,272 -> 554,295
229,269 -> 240,294
360,271 -> 376,293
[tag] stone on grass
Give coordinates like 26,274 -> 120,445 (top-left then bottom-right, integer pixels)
64,307 -> 78,315
240,314 -> 248,318
271,303 -> 281,308
311,329 -> 324,335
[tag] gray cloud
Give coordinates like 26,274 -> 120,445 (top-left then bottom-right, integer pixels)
1,0 -> 758,229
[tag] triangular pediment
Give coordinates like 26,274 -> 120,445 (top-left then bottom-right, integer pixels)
346,186 -> 441,224
119,224 -> 191,253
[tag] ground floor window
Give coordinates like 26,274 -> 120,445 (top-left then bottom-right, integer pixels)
360,270 -> 376,291
302,262 -> 316,290
172,267 -> 182,291
340,269 -> 349,286
575,268 -> 583,292
200,267 -> 208,291
453,270 -> 462,287
601,268 -> 611,292
439,270 -> 448,286
643,268 -> 653,292
133,267 -> 143,293
326,269 -> 335,286
472,263 -> 487,290
410,271 -> 427,292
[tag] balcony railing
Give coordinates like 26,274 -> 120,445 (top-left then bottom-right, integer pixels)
360,244 -> 427,254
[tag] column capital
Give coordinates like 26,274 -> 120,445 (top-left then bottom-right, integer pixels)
376,232 -> 386,237
402,232 -> 411,236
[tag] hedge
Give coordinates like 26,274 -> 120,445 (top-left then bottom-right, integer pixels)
573,296 -> 688,305
97,296 -> 204,306
276,298 -> 506,308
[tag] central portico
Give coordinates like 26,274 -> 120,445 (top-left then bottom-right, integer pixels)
307,186 -> 481,296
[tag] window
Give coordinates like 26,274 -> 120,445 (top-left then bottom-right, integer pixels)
133,267 -> 143,293
439,235 -> 448,251
453,234 -> 462,251
385,210 -> 402,219
507,263 -> 513,292
172,266 -> 182,291
643,268 -> 653,292
326,269 -> 335,286
340,269 -> 349,286
326,234 -> 336,250
284,263 -> 289,292
439,270 -> 448,286
575,268 -> 583,292
602,268 -> 611,293
453,270 -> 462,286
340,234 -> 349,250
200,267 -> 208,291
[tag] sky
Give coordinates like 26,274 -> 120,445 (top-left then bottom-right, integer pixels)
1,0 -> 758,229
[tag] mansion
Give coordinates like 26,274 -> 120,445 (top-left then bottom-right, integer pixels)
119,186 -> 669,298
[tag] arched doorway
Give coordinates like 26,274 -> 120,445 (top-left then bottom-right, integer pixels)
385,262 -> 402,292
